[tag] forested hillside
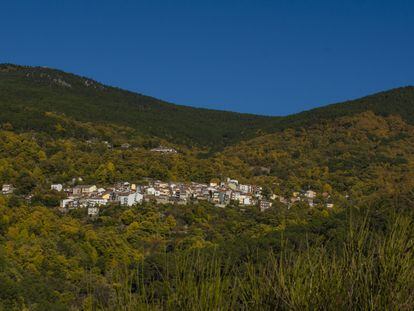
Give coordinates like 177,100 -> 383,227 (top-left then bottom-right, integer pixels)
0,64 -> 413,310
219,111 -> 414,207
2,110 -> 413,205
0,64 -> 280,147
1,64 -> 413,148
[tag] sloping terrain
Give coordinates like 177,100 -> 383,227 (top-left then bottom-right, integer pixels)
1,64 -> 413,149
0,64 -> 414,310
0,64 -> 279,147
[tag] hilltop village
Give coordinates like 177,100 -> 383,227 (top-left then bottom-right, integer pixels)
2,177 -> 335,217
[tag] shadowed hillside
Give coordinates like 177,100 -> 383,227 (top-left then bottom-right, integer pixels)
1,64 -> 413,148
0,64 -> 279,147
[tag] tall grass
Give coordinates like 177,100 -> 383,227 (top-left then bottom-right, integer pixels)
98,214 -> 414,310
238,215 -> 414,310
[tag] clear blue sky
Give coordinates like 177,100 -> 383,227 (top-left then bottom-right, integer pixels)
1,0 -> 413,116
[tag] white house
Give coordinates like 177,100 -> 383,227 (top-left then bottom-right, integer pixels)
231,191 -> 241,201
88,207 -> 99,217
2,184 -> 14,195
227,178 -> 239,185
239,195 -> 253,206
118,192 -> 143,206
60,198 -> 75,208
146,187 -> 160,196
259,200 -> 273,212
305,190 -> 316,199
239,184 -> 252,194
73,185 -> 97,196
81,198 -> 108,207
51,184 -> 63,192
150,146 -> 177,154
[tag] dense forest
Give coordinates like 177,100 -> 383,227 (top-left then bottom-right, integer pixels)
1,64 -> 414,148
0,65 -> 413,310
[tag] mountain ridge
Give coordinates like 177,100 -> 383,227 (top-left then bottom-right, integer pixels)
0,63 -> 279,147
1,63 -> 413,148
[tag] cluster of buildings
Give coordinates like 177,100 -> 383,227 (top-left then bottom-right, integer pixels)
150,146 -> 178,154
142,178 -> 265,208
58,182 -> 142,216
2,178 -> 334,216
85,139 -> 178,154
53,178 -> 272,216
275,190 -> 334,209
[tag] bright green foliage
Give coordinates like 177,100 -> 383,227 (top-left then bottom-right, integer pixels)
0,201 -> 412,310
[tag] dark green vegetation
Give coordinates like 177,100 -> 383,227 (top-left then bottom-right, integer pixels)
0,64 -> 281,147
0,64 -> 413,310
1,64 -> 414,147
